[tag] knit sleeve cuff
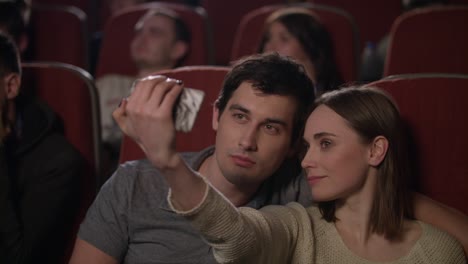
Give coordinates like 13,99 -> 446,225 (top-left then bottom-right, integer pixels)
167,174 -> 211,216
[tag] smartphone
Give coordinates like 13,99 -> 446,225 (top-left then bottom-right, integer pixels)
130,76 -> 205,132
172,87 -> 205,132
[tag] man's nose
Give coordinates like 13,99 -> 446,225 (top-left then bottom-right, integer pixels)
238,126 -> 258,151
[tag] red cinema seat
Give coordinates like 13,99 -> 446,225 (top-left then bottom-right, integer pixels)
200,0 -> 283,65
307,0 -> 402,49
22,62 -> 101,195
21,62 -> 102,262
384,6 -> 468,76
29,4 -> 89,70
367,73 -> 468,215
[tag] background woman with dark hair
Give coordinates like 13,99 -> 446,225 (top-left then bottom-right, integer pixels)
258,7 -> 344,95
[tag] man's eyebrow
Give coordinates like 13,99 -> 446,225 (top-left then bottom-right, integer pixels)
228,104 -> 288,127
228,104 -> 250,114
313,132 -> 337,139
264,118 -> 288,128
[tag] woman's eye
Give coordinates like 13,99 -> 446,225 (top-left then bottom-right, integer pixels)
320,140 -> 331,149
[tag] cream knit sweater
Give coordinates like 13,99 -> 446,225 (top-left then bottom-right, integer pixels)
169,181 -> 466,264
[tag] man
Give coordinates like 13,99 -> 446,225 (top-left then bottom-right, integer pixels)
71,53 -> 315,263
71,53 -> 468,263
0,33 -> 83,263
97,7 -> 191,156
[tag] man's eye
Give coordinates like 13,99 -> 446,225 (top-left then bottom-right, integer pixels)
232,113 -> 248,123
264,124 -> 279,135
233,113 -> 245,119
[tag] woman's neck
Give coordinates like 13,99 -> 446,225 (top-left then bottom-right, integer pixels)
334,183 -> 375,244
332,172 -> 421,261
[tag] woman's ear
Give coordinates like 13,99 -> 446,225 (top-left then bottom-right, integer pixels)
368,136 -> 388,166
5,73 -> 21,99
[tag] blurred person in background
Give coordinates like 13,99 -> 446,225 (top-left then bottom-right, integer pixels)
258,7 -> 344,96
96,7 -> 190,175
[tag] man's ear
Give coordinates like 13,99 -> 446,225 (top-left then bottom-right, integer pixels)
170,41 -> 189,62
212,103 -> 220,131
4,73 -> 21,99
368,136 -> 388,166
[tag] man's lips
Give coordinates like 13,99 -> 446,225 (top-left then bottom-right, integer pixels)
231,155 -> 256,168
307,175 -> 326,185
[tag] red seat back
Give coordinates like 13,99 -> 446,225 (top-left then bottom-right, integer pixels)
95,2 -> 213,79
384,6 -> 468,76
119,66 -> 230,163
29,4 -> 89,70
308,0 -> 401,49
368,74 -> 468,214
200,0 -> 283,65
230,3 -> 358,83
21,62 -> 101,262
22,62 -> 101,199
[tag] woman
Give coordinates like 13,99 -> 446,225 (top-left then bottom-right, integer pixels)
167,86 -> 465,263
259,7 -> 344,95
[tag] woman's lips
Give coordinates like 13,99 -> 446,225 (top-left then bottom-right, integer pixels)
307,175 -> 326,185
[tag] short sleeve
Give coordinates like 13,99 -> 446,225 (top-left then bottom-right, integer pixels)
77,163 -> 135,260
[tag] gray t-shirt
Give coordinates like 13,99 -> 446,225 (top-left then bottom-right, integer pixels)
78,146 -> 312,263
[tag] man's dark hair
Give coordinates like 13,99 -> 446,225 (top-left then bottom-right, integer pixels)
0,32 -> 21,78
216,52 -> 315,147
0,1 -> 26,44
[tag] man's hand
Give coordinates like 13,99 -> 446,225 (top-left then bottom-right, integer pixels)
113,75 -> 184,169
113,75 -> 207,210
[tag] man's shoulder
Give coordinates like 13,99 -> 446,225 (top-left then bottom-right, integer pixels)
108,150 -> 208,193
110,159 -> 167,189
